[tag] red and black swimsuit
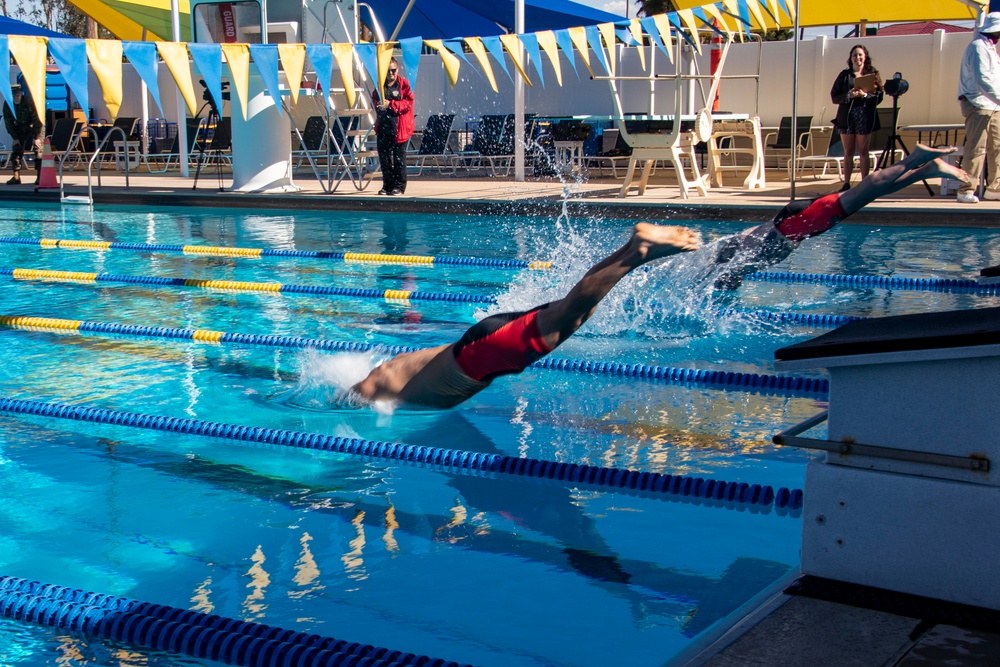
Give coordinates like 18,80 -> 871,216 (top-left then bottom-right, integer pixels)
453,305 -> 553,382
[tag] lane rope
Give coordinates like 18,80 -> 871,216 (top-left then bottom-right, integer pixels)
746,270 -> 1000,294
0,315 -> 830,397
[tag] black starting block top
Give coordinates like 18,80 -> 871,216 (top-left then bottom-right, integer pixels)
775,307 -> 1000,362
982,263 -> 1000,279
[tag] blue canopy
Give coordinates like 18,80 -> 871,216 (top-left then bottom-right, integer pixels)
0,15 -> 70,38
367,0 -> 623,40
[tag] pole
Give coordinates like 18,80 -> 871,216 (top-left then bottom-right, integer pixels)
790,0 -> 800,200
514,0 -> 525,182
171,0 -> 188,177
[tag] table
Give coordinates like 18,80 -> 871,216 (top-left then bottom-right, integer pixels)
901,124 -> 964,148
553,140 -> 584,173
113,140 -> 141,171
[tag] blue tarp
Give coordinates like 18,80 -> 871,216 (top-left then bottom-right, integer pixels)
0,15 -> 69,38
367,0 -> 623,40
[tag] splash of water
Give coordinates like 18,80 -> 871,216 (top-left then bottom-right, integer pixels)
270,348 -> 398,415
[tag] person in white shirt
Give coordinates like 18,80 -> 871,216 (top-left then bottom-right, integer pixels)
957,12 -> 1000,203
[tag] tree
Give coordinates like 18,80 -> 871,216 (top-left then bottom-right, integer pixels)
638,0 -> 678,16
8,0 -> 109,37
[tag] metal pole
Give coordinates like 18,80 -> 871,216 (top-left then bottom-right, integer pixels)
790,0 -> 800,200
514,0 -> 524,181
389,0 -> 417,42
171,0 -> 188,177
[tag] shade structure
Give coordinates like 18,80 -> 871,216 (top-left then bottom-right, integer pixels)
672,0 -> 980,29
0,15 -> 69,38
65,0 -> 191,42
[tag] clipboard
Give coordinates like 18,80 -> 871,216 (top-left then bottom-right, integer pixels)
854,74 -> 878,94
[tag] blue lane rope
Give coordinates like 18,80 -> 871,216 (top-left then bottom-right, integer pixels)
0,398 -> 804,510
723,308 -> 864,329
0,236 -> 548,270
0,575 -> 469,667
0,315 -> 830,398
746,270 -> 1000,294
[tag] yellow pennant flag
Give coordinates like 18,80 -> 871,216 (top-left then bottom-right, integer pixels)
628,18 -> 646,71
567,26 -> 593,77
535,31 -> 562,87
465,37 -> 498,93
8,36 -> 47,121
221,43 -> 250,120
157,42 -> 198,116
277,43 -> 306,106
744,0 -> 771,33
424,39 -> 462,88
86,39 -> 123,120
597,23 -> 616,76
376,43 -> 395,89
702,5 -> 734,40
497,35 -> 534,88
652,14 -> 675,63
330,43 -> 355,108
675,9 -> 702,54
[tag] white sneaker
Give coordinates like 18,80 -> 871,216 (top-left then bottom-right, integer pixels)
984,190 -> 1000,201
957,192 -> 979,204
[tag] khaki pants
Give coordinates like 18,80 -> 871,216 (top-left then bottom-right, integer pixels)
960,99 -> 1000,195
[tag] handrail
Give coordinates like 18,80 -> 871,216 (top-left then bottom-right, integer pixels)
356,2 -> 386,43
55,122 -> 88,197
58,125 -> 131,205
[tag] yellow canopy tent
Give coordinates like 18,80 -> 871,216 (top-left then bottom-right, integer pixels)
65,0 -> 191,42
672,0 -> 981,30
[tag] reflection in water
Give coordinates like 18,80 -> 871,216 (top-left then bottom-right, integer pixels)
190,576 -> 214,614
342,510 -> 368,583
241,545 -> 270,621
383,505 -> 400,553
290,532 -> 323,599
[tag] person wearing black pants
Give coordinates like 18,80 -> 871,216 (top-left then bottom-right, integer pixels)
372,58 -> 415,195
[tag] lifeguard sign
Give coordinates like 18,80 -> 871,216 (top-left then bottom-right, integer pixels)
191,0 -> 263,43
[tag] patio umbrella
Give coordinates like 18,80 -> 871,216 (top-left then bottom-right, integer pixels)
0,15 -> 70,38
64,0 -> 191,41
670,0 -> 979,29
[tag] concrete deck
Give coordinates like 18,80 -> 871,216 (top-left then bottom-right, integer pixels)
3,161 -> 1000,227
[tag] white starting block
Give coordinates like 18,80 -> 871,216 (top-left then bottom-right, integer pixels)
774,307 -> 1000,610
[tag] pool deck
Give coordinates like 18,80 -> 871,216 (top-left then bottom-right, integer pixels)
1,163 -> 1000,227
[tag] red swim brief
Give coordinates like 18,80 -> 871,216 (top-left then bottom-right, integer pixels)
453,305 -> 553,382
773,192 -> 847,242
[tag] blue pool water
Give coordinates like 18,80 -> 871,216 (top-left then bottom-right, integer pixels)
0,203 -> 998,666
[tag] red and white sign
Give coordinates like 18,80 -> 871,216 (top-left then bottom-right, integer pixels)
219,4 -> 238,43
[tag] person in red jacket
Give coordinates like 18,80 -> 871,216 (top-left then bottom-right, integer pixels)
372,58 -> 415,195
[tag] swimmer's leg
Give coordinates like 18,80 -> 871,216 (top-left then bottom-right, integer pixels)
839,144 -> 962,214
535,223 -> 701,348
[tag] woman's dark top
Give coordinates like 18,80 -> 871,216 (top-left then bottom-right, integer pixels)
831,68 -> 884,135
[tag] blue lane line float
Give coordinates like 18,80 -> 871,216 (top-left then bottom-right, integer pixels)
0,575 -> 471,667
745,270 -> 1000,294
0,397 -> 804,511
0,315 -> 829,398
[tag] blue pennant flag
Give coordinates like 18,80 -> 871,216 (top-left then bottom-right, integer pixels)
0,36 -> 11,111
615,21 -> 639,46
353,42 -> 379,88
639,17 -> 669,58
554,29 -> 578,78
305,44 -> 333,111
519,32 -> 545,88
122,41 -> 163,113
188,43 -> 223,114
248,44 -> 283,116
399,37 -> 422,90
585,25 -> 610,75
48,38 -> 89,120
481,35 -> 513,83
735,0 -> 753,36
667,13 -> 698,49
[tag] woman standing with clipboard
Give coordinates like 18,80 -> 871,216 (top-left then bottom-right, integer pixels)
831,44 -> 884,189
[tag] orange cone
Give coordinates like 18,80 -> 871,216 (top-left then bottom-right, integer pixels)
35,137 -> 58,191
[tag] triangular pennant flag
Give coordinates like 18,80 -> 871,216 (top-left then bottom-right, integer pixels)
221,43 -> 250,120
628,19 -> 646,71
157,42 -> 198,116
554,29 -> 578,78
703,4 -> 734,37
399,37 -> 422,90
567,27 -> 593,77
691,7 -> 721,34
423,39 -> 462,88
376,42 -> 395,90
615,21 -> 639,46
777,0 -> 796,23
652,14 -> 676,62
639,17 -> 668,61
739,0 -> 765,33
465,37 -> 499,93
305,43 -> 333,110
719,0 -> 750,37
353,42 -> 379,89
481,35 -> 512,82
536,31 -> 562,88
442,39 -> 472,66
519,32 -> 544,87
86,39 -> 123,120
248,43 -> 283,116
675,10 -> 703,53
497,34 -> 533,88
277,43 -> 305,105
597,22 -> 617,76
48,39 -> 89,121
188,43 -> 223,115
122,42 -> 163,114
8,35 -> 47,121
664,13 -> 697,51
330,43 -> 356,108
584,25 -> 610,75
0,37 -> 13,111
759,0 -> 781,27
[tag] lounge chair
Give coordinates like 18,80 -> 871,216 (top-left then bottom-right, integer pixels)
408,113 -> 455,174
48,117 -> 85,171
293,116 -> 330,170
793,126 -> 846,180
765,116 -> 813,168
584,128 -> 632,177
455,114 -> 515,176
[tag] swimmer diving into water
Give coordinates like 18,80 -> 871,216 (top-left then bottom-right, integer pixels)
349,145 -> 967,409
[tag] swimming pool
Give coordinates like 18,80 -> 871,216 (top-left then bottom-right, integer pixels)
0,202 -> 997,666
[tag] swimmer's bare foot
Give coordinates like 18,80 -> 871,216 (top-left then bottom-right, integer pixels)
913,158 -> 969,183
633,223 -> 702,262
909,143 -> 958,165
